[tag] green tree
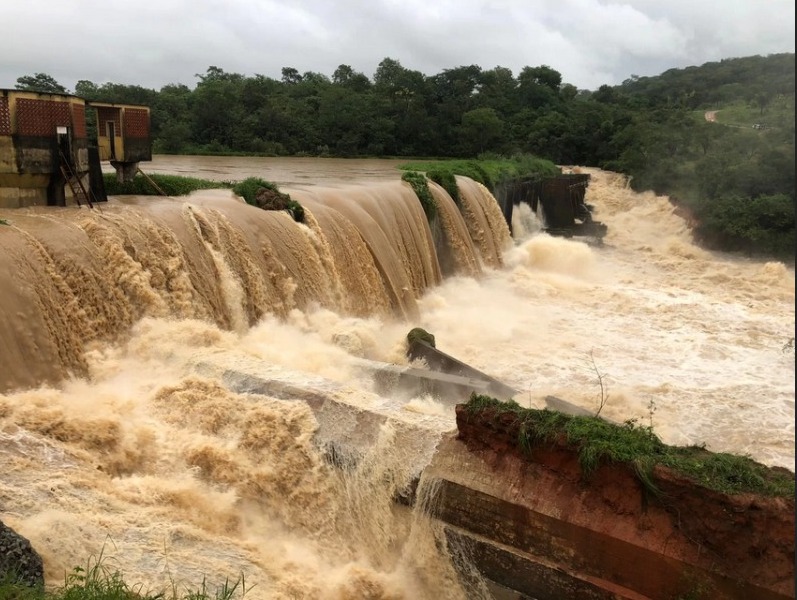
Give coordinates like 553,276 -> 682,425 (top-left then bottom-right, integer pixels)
74,80 -> 99,99
281,67 -> 303,85
15,73 -> 68,93
151,83 -> 193,152
373,58 -> 431,155
332,64 -> 355,85
191,68 -> 245,149
332,64 -> 371,92
519,65 -> 562,91
317,85 -> 372,155
474,66 -> 518,116
518,66 -> 561,109
460,107 -> 504,154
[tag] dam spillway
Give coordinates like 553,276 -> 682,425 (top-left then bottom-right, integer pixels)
0,165 -> 793,598
0,177 -> 507,391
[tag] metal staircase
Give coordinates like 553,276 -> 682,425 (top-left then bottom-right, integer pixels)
58,149 -> 94,208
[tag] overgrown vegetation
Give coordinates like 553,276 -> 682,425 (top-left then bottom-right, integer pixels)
406,327 -> 436,348
464,394 -> 795,498
231,177 -> 305,222
101,174 -> 305,223
228,176 -> 274,203
0,555 -> 248,600
400,155 -> 560,202
401,171 -> 436,219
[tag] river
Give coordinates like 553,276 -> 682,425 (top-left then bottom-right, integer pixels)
1,156 -> 794,599
128,154 -> 409,188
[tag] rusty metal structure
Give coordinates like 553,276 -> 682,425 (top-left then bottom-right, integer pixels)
0,89 -> 96,208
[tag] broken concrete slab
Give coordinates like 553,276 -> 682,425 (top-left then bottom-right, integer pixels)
406,340 -> 518,400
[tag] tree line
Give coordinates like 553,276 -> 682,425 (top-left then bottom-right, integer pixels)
13,53 -> 796,257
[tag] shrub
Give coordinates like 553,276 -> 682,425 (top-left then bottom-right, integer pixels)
232,177 -> 305,223
401,172 -> 436,219
407,327 -> 436,348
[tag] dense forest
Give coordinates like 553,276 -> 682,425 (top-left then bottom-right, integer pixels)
14,53 -> 796,257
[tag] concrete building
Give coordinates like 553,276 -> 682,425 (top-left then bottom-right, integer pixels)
89,102 -> 152,182
0,89 -> 90,208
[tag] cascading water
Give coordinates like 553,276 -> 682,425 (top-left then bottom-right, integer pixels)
0,164 -> 793,599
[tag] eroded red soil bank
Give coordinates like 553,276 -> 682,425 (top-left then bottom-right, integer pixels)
423,405 -> 795,600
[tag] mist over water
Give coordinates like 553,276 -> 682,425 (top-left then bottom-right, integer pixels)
0,160 -> 793,598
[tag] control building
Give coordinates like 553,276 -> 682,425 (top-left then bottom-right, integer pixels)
0,89 -> 90,207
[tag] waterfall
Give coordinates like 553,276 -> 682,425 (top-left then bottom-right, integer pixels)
0,178 -> 501,393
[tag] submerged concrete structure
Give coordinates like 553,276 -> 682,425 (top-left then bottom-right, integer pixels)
89,102 -> 151,182
0,89 -> 90,208
495,172 -> 608,240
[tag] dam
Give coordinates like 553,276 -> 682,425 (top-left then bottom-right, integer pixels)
0,161 -> 793,599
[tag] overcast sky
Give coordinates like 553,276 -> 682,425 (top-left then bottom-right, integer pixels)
1,0 -> 794,92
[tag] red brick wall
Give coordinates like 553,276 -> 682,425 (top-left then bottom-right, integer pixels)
0,97 -> 10,135
123,108 -> 149,139
71,104 -> 87,138
16,98 -> 72,137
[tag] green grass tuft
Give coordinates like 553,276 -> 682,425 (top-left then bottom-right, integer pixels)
102,174 -> 228,197
399,154 -> 561,201
0,552 -> 249,600
401,172 -> 436,219
229,177 -> 276,204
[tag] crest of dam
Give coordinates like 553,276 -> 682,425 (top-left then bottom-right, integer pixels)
0,177 -> 511,393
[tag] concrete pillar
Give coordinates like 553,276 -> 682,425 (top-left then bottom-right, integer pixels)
110,161 -> 139,183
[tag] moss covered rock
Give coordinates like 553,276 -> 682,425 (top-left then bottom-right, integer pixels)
407,327 -> 436,348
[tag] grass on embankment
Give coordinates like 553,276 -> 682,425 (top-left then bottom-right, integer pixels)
102,175 -> 304,222
0,557 -> 248,600
399,154 -> 560,203
463,394 -> 795,498
102,174 -> 230,197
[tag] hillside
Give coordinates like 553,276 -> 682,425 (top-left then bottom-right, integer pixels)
615,53 -> 795,111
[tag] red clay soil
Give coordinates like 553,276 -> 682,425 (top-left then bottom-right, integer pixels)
454,405 -> 795,598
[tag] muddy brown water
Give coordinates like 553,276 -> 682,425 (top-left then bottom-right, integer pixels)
1,157 -> 794,599
124,155 -> 410,189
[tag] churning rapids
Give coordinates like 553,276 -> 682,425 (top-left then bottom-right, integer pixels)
0,161 -> 794,599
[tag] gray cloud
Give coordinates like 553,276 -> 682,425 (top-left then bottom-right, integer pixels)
1,0 -> 793,92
